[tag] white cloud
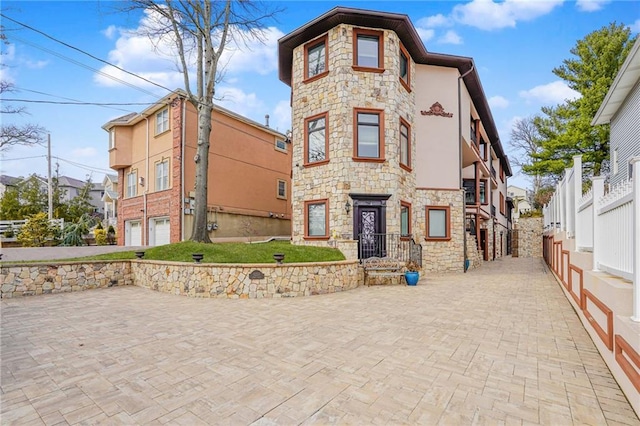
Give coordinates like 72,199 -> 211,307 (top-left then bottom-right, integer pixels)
438,30 -> 463,45
630,19 -> 640,33
216,86 -> 265,120
452,0 -> 564,31
71,147 -> 98,158
417,14 -> 452,28
576,0 -> 610,12
519,81 -> 581,104
102,25 -> 118,39
488,95 -> 510,109
25,60 -> 49,69
217,27 -> 284,76
272,100 -> 291,133
96,8 -> 283,90
416,28 -> 435,43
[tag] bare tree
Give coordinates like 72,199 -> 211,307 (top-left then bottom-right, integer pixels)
0,39 -> 46,151
508,116 -> 547,194
129,0 -> 280,242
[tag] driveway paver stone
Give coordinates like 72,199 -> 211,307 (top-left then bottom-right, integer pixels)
1,257 -> 638,425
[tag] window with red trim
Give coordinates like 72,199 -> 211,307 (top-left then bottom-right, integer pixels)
400,118 -> 411,171
304,112 -> 329,166
304,35 -> 328,82
353,108 -> 384,161
425,206 -> 451,241
304,199 -> 329,239
353,29 -> 384,71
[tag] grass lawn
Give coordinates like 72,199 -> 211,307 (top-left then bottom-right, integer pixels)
66,241 -> 346,264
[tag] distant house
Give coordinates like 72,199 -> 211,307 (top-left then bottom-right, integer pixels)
278,7 -> 512,271
103,89 -> 291,247
507,185 -> 532,221
102,174 -> 118,228
56,175 -> 105,217
0,175 -> 21,198
592,37 -> 640,185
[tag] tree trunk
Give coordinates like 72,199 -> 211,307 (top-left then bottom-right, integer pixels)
191,103 -> 213,243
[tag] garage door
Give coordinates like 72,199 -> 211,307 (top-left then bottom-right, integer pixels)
127,221 -> 142,246
152,218 -> 170,246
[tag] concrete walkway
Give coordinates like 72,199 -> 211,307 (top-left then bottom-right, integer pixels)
1,257 -> 638,425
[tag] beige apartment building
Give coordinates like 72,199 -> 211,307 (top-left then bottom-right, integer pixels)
279,7 -> 512,272
104,90 -> 291,246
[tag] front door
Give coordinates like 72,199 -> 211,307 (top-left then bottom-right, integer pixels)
480,229 -> 488,261
357,206 -> 384,258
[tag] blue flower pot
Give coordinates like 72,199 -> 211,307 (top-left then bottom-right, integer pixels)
405,271 -> 419,286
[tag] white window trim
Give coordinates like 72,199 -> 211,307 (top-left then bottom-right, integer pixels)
156,108 -> 169,135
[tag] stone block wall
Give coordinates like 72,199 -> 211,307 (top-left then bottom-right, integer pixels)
290,24 -> 416,246
415,188 -> 465,273
515,217 -> 543,258
0,262 -> 132,298
131,260 -> 361,298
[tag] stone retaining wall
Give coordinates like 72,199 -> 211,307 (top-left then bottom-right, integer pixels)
1,260 -> 361,299
131,260 -> 361,298
515,217 -> 543,258
0,262 -> 132,298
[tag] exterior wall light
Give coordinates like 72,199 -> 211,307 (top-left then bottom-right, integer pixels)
345,200 -> 351,214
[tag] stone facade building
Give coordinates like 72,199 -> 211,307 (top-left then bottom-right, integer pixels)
104,90 -> 292,246
278,7 -> 512,272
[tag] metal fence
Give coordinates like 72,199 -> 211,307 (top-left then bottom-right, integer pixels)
357,233 -> 422,266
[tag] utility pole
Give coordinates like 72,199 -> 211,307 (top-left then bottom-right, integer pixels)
47,134 -> 52,220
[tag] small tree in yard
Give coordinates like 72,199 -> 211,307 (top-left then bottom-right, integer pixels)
17,212 -> 57,247
128,0 -> 280,242
61,213 -> 94,246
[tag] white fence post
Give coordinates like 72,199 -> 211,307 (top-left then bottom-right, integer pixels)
592,176 -> 605,272
632,158 -> 640,322
572,155 -> 582,239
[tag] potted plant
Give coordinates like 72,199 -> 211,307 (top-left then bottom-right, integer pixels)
405,260 -> 421,286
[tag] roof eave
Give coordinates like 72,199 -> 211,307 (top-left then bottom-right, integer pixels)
592,38 -> 640,126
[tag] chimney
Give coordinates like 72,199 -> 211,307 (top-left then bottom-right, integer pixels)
265,114 -> 270,127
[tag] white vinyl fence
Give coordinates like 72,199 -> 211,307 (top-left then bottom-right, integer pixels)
543,155 -> 640,321
0,218 -> 64,236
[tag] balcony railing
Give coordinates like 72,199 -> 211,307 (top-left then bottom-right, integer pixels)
491,205 -> 496,217
491,165 -> 496,178
357,233 -> 422,267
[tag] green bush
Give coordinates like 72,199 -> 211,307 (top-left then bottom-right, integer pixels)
17,212 -> 57,247
4,225 -> 15,238
61,213 -> 94,246
94,228 -> 107,245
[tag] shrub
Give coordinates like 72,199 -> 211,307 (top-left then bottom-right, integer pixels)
17,212 -> 57,247
94,228 -> 107,245
61,213 -> 94,246
107,225 -> 115,234
4,225 -> 15,238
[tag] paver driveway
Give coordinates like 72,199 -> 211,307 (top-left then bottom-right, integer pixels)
1,257 -> 638,425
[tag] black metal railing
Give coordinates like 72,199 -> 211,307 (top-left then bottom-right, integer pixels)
357,233 -> 422,267
491,165 -> 496,178
491,205 -> 496,217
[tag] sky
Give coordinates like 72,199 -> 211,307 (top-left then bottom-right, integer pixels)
1,0 -> 639,190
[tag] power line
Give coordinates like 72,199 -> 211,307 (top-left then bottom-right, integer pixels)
1,13 -> 174,95
1,155 -> 47,161
2,98 -> 158,106
12,36 -> 164,99
14,87 -> 140,114
53,157 -> 113,174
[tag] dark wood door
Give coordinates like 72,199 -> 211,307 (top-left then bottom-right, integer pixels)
480,229 -> 488,261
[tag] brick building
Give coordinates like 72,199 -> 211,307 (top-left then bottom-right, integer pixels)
103,90 -> 291,246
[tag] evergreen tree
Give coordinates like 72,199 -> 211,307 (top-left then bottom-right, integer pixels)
525,23 -> 637,181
